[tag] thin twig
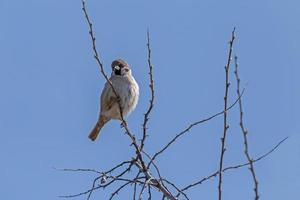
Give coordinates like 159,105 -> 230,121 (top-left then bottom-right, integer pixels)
56,160 -> 131,178
86,176 -> 101,200
133,178 -> 137,200
163,179 -> 189,200
55,167 -> 101,174
148,185 -> 152,200
234,55 -> 259,200
134,157 -> 176,200
60,176 -> 146,198
149,90 -> 244,168
105,160 -> 134,174
109,181 -> 133,200
142,150 -> 164,185
177,172 -> 219,197
81,0 -> 111,85
141,29 -> 155,150
224,137 -> 288,171
177,137 -> 288,197
60,162 -> 135,199
138,178 -> 149,199
218,27 -> 235,200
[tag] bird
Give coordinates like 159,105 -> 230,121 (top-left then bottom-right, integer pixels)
88,59 -> 139,141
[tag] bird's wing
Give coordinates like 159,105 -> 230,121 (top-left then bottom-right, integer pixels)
100,82 -> 118,112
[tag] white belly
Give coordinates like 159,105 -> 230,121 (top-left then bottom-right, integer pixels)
101,75 -> 139,120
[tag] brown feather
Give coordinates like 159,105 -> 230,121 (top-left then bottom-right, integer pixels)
102,96 -> 118,112
88,115 -> 110,141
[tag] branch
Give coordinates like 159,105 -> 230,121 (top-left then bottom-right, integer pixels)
218,27 -> 235,200
109,180 -> 133,200
141,29 -> 155,151
163,179 -> 190,200
149,89 -> 244,168
234,55 -> 260,200
55,167 -> 101,174
60,161 -> 136,199
176,137 -> 288,197
81,0 -> 110,85
148,185 -> 152,200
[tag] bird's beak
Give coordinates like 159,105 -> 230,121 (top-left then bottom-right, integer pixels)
114,65 -> 120,71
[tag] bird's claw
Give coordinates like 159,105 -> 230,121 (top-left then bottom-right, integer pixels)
120,121 -> 127,128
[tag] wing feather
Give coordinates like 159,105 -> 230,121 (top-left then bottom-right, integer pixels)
100,82 -> 118,112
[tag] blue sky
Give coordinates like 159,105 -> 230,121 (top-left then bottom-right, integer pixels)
0,0 -> 299,199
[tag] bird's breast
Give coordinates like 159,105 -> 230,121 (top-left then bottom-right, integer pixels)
112,76 -> 139,116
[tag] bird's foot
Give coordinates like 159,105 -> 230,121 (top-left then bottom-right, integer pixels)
120,121 -> 127,128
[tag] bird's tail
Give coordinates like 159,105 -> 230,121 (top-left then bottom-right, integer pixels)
88,115 -> 109,141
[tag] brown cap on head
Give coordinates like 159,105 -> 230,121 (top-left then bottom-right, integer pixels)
111,59 -> 129,69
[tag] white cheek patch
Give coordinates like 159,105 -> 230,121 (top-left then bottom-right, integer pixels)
114,65 -> 120,70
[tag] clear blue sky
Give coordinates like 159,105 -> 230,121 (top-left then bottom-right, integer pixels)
0,0 -> 299,199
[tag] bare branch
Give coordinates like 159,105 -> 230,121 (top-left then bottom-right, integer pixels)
109,181 -> 133,200
177,137 -> 288,197
148,185 -> 152,200
55,167 -> 101,174
141,29 -> 155,151
81,0 -> 110,84
218,27 -> 236,200
223,137 -> 288,171
138,178 -> 149,199
234,55 -> 260,200
60,161 -> 136,199
133,177 -> 138,200
149,89 -> 244,168
163,179 -> 190,200
177,171 -> 219,197
105,160 -> 134,174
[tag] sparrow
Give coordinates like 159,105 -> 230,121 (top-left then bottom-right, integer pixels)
88,59 -> 139,141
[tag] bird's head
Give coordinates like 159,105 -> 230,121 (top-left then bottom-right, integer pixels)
111,59 -> 131,76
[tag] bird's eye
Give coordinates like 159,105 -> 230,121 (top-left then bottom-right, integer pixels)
124,68 -> 129,72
